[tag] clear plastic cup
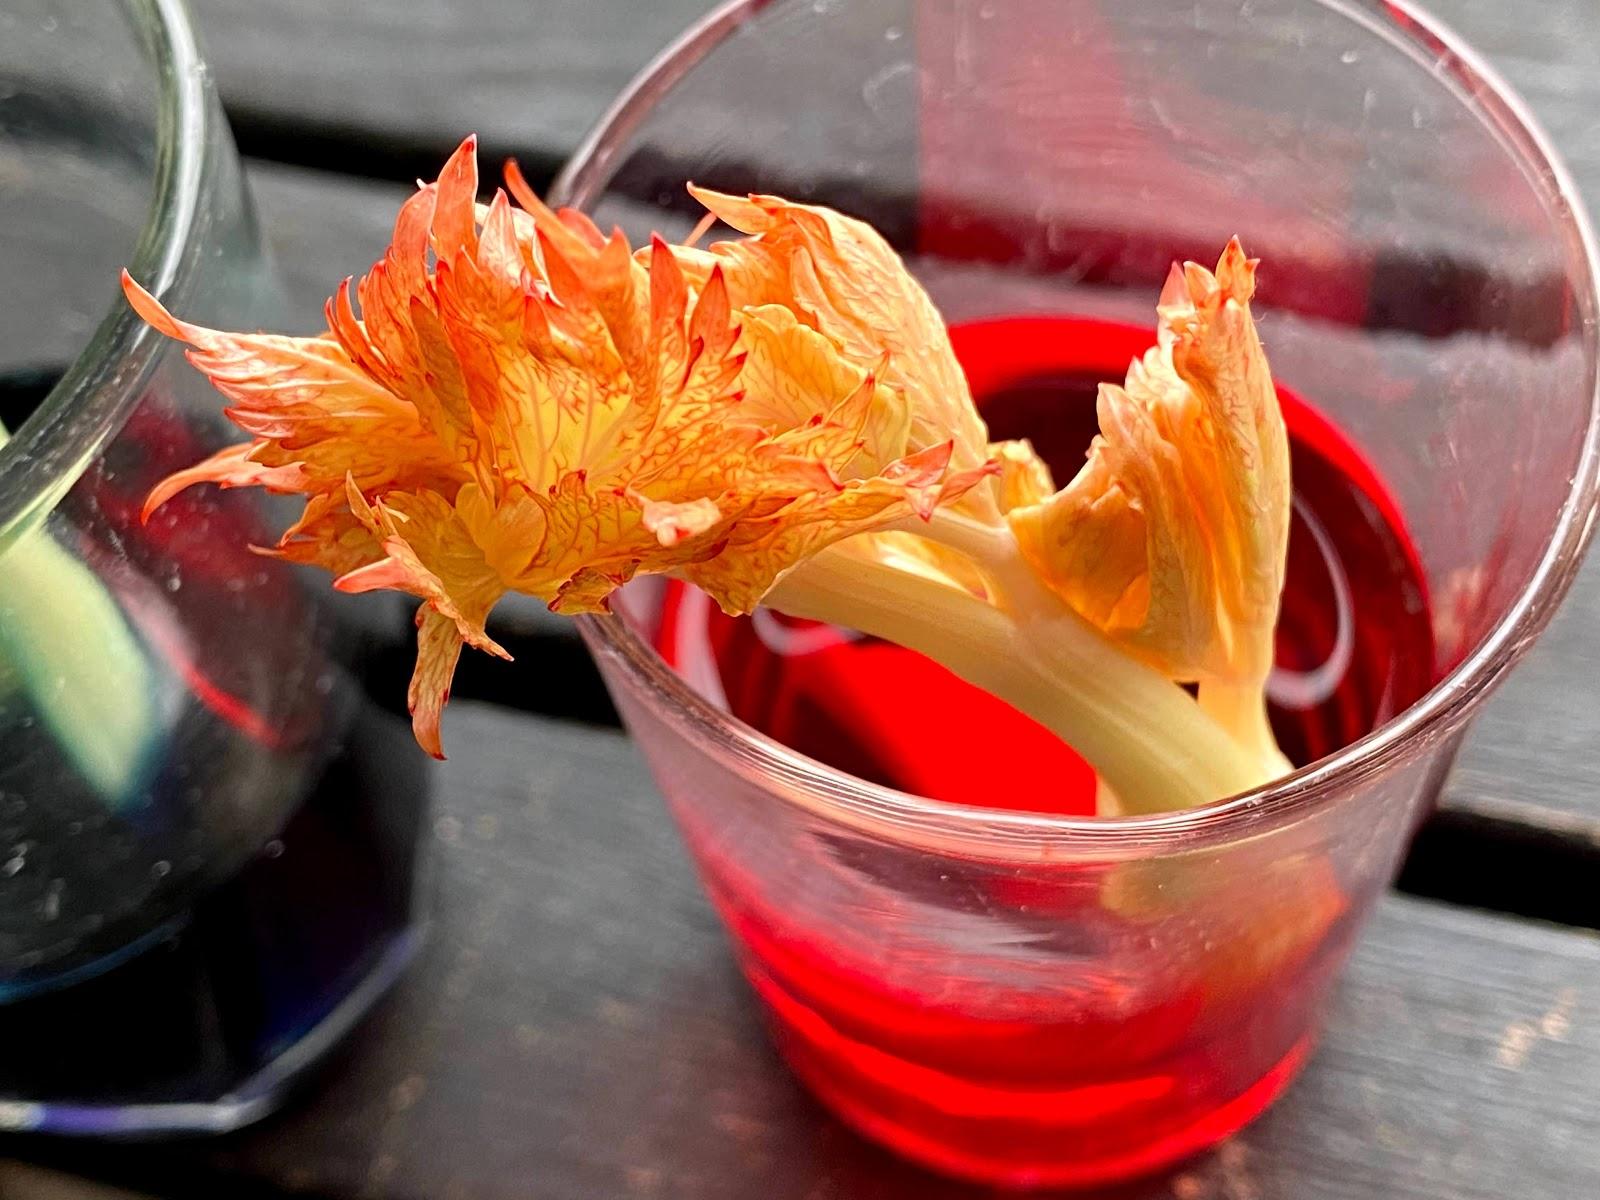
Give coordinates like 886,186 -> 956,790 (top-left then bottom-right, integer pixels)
557,0 -> 1599,1188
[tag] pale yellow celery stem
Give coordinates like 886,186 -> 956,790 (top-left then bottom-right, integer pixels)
916,511 -> 1267,808
0,421 -> 157,801
1199,678 -> 1292,778
920,509 -> 1289,802
767,526 -> 1263,813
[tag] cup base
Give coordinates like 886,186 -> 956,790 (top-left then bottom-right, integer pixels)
0,702 -> 432,1137
773,1011 -> 1315,1190
0,924 -> 424,1137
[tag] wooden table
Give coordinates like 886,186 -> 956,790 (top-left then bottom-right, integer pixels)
8,2 -> 1600,1197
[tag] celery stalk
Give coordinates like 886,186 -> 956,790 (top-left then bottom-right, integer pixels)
0,421 -> 159,802
768,519 -> 1264,813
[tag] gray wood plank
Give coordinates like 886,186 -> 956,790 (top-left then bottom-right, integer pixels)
194,0 -> 719,179
195,1 -> 1600,204
1445,551 -> 1600,825
0,1162 -> 152,1200
23,703 -> 1600,1200
1425,0 -> 1600,206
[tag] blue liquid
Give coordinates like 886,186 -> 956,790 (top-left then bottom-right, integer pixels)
2,366 -> 429,1135
0,699 -> 428,1135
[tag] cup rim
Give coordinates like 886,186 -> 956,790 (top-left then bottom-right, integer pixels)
558,0 -> 1600,856
0,0 -> 212,539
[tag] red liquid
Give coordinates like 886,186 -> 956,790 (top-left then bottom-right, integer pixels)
653,317 -> 1436,1186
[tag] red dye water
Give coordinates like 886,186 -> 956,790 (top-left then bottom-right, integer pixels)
654,316 -> 1437,1186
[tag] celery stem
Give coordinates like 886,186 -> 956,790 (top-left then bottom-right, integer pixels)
1199,677 -> 1292,777
767,529 -> 1265,813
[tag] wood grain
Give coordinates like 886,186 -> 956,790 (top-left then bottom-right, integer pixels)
1442,554 -> 1600,824
192,0 -> 720,183
0,1163 -> 153,1200
19,703 -> 1600,1200
1425,0 -> 1600,204
193,1 -> 1600,201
